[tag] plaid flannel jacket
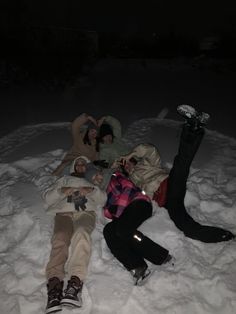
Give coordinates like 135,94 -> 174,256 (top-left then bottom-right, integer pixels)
104,171 -> 151,218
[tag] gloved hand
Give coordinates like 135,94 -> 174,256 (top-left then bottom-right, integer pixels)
67,191 -> 88,211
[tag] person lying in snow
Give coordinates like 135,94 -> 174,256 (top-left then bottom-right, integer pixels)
83,162 -> 173,286
119,104 -> 235,243
43,156 -> 106,314
52,113 -> 99,176
83,105 -> 235,286
96,115 -> 130,168
103,168 -> 173,285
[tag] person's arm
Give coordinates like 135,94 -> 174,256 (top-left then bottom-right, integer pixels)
104,172 -> 133,217
42,177 -> 66,206
52,161 -> 70,176
89,186 -> 107,207
71,113 -> 97,141
98,115 -> 122,139
121,143 -> 162,167
52,114 -> 97,176
43,178 -> 96,210
61,186 -> 94,197
61,185 -> 107,210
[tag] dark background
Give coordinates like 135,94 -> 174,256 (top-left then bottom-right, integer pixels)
1,0 -> 236,138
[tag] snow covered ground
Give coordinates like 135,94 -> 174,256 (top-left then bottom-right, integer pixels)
0,116 -> 236,314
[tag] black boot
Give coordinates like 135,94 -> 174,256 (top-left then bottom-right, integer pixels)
130,264 -> 151,286
131,231 -> 170,265
45,277 -> 63,314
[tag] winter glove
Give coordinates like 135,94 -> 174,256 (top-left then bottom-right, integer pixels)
67,191 -> 88,211
93,159 -> 109,168
74,195 -> 88,211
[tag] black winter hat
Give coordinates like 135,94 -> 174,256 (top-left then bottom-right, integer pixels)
99,123 -> 114,139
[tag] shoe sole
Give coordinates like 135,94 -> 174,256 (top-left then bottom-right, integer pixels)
61,298 -> 82,308
177,104 -> 197,119
177,105 -> 210,127
45,305 -> 62,314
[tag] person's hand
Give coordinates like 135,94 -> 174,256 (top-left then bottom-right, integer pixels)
78,187 -> 94,196
111,159 -> 123,169
118,157 -> 128,167
87,115 -> 98,126
61,186 -> 94,196
97,116 -> 106,127
61,187 -> 77,196
80,113 -> 89,122
120,152 -> 135,163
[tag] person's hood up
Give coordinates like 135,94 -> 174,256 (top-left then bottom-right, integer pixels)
70,156 -> 90,174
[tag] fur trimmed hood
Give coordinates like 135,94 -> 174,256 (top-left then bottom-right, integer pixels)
70,155 -> 90,174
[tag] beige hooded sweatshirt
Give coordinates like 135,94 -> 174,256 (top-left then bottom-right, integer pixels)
43,175 -> 107,215
127,143 -> 169,198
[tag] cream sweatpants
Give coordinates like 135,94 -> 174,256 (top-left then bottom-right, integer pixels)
46,211 -> 96,281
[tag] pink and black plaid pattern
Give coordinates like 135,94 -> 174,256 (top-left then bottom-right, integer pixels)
104,171 -> 151,218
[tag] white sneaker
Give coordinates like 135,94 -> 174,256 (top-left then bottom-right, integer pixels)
177,104 -> 210,128
177,104 -> 197,119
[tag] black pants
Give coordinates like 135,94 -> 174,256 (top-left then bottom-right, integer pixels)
165,124 -> 234,243
103,200 -> 169,271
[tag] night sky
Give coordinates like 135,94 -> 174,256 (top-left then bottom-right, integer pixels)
2,0 -> 236,37
0,0 -> 236,138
